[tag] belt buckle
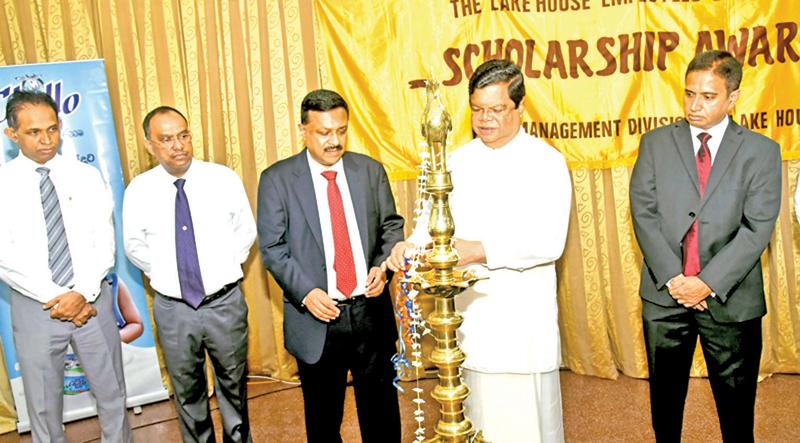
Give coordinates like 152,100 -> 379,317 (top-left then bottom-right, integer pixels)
336,295 -> 362,306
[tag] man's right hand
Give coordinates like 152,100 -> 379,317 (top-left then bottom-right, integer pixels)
302,288 -> 340,322
385,241 -> 414,272
43,291 -> 88,322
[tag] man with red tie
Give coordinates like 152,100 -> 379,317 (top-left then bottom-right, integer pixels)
257,89 -> 404,442
630,50 -> 781,442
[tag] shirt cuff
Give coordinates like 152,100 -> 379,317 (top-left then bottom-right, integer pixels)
72,280 -> 102,303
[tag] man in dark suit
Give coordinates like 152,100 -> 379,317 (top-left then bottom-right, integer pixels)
630,50 -> 781,442
257,89 -> 404,443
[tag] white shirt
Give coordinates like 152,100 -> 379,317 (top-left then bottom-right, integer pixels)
409,128 -> 572,373
306,152 -> 369,299
122,160 -> 256,298
689,116 -> 729,164
0,154 -> 115,303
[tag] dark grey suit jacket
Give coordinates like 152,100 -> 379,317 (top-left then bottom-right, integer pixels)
257,149 -> 404,364
630,118 -> 781,323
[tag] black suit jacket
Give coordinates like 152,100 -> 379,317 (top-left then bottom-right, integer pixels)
630,118 -> 781,323
257,150 -> 404,364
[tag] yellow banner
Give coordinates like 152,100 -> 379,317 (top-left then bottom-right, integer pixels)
314,0 -> 800,177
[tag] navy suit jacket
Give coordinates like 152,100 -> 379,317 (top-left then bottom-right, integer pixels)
257,149 -> 404,364
630,118 -> 781,323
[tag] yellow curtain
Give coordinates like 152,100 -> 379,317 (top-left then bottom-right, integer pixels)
1,0 -> 800,435
0,341 -> 14,433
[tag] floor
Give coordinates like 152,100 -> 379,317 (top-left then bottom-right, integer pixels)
1,371 -> 798,442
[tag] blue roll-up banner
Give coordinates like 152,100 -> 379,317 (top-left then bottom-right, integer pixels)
0,60 -> 167,432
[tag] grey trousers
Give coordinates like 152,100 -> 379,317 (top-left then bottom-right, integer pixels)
11,282 -> 132,443
153,284 -> 250,443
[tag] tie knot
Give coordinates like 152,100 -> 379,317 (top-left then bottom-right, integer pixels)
174,178 -> 186,190
321,170 -> 337,181
36,167 -> 50,177
697,132 -> 711,145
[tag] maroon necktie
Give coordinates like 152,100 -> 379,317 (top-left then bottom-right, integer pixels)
321,170 -> 357,297
682,132 -> 712,276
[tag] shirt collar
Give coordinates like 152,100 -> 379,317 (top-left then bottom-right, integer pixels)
689,116 -> 729,143
306,150 -> 345,178
16,152 -> 63,173
156,159 -> 197,184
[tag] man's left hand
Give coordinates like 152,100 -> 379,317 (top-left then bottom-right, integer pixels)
71,304 -> 97,327
668,276 -> 712,308
43,291 -> 88,321
364,266 -> 386,297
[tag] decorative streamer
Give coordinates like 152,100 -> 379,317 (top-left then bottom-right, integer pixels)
392,150 -> 432,442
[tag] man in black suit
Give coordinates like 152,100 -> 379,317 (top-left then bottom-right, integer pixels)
257,89 -> 403,443
630,50 -> 781,442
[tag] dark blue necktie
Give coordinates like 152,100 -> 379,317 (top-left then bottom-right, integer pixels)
174,178 -> 205,308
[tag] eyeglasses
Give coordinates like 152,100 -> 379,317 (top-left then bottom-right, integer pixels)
153,131 -> 192,148
470,105 -> 515,120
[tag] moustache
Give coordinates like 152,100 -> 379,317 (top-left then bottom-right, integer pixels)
324,145 -> 344,151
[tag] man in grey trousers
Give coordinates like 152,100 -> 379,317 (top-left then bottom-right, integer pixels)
0,90 -> 131,442
123,106 -> 256,442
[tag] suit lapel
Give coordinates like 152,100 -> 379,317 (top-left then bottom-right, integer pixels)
343,153 -> 370,261
699,119 -> 744,211
291,150 -> 324,254
671,120 -> 701,196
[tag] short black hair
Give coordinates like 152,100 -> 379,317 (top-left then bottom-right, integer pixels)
300,89 -> 349,124
142,106 -> 187,140
5,90 -> 58,130
468,59 -> 525,107
686,50 -> 743,94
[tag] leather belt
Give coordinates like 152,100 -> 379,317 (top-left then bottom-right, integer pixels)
334,295 -> 365,306
201,280 -> 240,305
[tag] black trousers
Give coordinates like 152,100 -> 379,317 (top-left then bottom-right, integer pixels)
642,300 -> 762,443
297,296 -> 401,443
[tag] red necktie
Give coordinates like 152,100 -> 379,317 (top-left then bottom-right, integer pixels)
682,132 -> 712,276
321,171 -> 357,297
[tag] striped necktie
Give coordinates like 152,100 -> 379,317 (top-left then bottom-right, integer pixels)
37,167 -> 74,287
